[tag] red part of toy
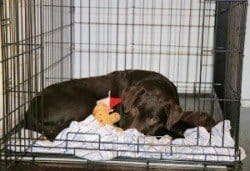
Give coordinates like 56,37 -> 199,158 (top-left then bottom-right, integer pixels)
109,97 -> 122,109
97,90 -> 122,109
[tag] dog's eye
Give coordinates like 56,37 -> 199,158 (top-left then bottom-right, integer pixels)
147,116 -> 159,125
150,118 -> 157,123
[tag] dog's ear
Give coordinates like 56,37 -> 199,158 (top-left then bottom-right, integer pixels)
122,86 -> 145,113
165,101 -> 184,130
179,111 -> 216,131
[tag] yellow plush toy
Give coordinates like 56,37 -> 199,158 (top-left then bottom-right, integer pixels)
92,103 -> 123,131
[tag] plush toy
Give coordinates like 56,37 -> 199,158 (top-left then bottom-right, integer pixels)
92,91 -> 123,131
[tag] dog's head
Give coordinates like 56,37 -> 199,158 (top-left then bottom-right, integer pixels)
120,82 -> 185,137
120,83 -> 215,138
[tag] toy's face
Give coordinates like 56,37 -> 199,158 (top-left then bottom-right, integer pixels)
95,112 -> 104,123
93,103 -> 121,124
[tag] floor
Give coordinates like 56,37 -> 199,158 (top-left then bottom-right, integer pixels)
239,107 -> 250,171
1,107 -> 250,171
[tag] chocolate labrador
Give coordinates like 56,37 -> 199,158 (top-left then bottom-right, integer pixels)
23,70 -> 215,140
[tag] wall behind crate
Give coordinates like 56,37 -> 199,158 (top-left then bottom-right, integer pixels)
241,4 -> 250,107
72,0 -> 215,94
0,17 -> 3,137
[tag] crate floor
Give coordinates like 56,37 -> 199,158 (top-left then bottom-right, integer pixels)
6,161 -> 230,171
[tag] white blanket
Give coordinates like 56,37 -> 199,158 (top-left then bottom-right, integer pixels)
10,115 -> 246,162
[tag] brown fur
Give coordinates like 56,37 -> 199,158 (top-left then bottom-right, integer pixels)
24,70 -> 215,140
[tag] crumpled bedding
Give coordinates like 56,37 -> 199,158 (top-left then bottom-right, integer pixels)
9,115 -> 246,162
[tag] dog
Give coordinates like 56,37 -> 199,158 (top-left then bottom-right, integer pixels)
24,70 -> 215,141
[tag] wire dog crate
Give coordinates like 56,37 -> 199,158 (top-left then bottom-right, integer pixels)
0,0 -> 248,170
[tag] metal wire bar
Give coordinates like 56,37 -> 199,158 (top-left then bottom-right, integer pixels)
0,0 -> 248,168
4,134 -> 241,164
